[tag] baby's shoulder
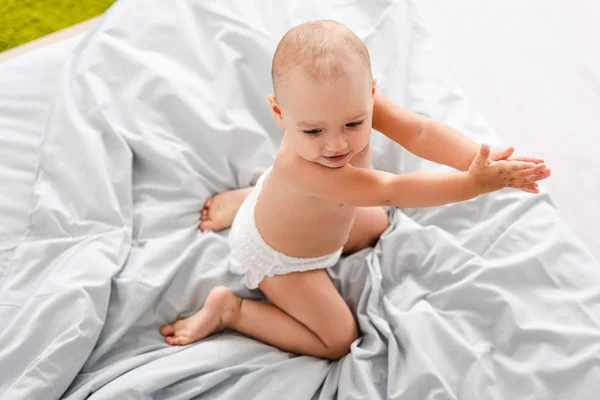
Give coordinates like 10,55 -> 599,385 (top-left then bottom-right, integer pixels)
271,155 -> 305,186
277,160 -> 342,203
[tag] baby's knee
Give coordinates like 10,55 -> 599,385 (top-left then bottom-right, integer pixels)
323,324 -> 359,360
325,336 -> 356,360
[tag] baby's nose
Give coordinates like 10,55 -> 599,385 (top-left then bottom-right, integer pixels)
326,134 -> 348,152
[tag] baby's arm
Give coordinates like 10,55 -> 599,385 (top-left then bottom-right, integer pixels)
291,145 -> 548,208
372,91 -> 547,172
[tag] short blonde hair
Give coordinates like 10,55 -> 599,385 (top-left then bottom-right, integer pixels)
271,20 -> 372,99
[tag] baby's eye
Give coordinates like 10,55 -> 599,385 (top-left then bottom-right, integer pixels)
346,120 -> 363,128
303,129 -> 322,135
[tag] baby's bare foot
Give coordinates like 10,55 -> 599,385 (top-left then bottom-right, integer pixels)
160,286 -> 241,346
200,187 -> 253,232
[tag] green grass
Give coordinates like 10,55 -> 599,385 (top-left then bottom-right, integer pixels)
0,0 -> 116,52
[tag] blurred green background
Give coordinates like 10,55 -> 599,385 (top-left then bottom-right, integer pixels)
0,0 -> 116,52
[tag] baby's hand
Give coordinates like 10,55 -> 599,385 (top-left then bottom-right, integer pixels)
468,144 -> 551,194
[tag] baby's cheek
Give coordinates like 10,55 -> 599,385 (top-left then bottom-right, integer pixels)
308,141 -> 324,159
300,143 -> 321,162
356,130 -> 371,148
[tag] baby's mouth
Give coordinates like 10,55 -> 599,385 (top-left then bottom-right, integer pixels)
323,152 -> 350,163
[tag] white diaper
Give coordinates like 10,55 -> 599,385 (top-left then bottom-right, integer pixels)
229,168 -> 343,289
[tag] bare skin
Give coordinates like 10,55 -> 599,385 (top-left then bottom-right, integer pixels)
162,84 -> 549,360
200,187 -> 252,232
162,21 -> 550,360
160,286 -> 238,346
160,195 -> 389,360
165,142 -> 389,358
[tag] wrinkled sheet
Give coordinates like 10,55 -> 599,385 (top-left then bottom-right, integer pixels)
0,34 -> 84,252
1,0 -> 599,399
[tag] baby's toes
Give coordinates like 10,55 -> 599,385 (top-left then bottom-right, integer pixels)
165,336 -> 177,346
172,336 -> 190,346
200,220 -> 219,232
160,324 -> 174,336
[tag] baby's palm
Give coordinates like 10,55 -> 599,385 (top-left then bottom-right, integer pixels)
469,144 -> 550,194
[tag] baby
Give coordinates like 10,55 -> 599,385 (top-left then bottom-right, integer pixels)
160,20 -> 551,359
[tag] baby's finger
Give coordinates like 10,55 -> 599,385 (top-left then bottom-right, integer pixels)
515,181 -> 539,192
474,144 -> 491,168
491,146 -> 514,161
515,174 -> 549,186
499,160 -> 537,172
509,156 -> 545,164
515,163 -> 547,177
519,186 -> 540,194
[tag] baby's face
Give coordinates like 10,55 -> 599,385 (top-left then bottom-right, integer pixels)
271,65 -> 375,168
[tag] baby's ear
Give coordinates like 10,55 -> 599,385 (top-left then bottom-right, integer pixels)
372,77 -> 377,98
268,95 -> 285,130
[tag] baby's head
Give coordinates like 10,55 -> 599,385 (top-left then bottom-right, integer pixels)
269,20 -> 375,168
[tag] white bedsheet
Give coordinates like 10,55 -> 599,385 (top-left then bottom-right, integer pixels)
1,1 -> 599,399
0,35 -> 84,251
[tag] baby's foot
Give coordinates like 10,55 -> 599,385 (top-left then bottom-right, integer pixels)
160,286 -> 241,346
200,187 -> 253,232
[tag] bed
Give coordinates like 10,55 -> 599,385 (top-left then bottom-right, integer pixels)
1,0 -> 599,399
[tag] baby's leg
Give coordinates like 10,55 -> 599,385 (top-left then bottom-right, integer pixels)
342,207 -> 389,254
161,269 -> 358,360
200,187 -> 253,231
